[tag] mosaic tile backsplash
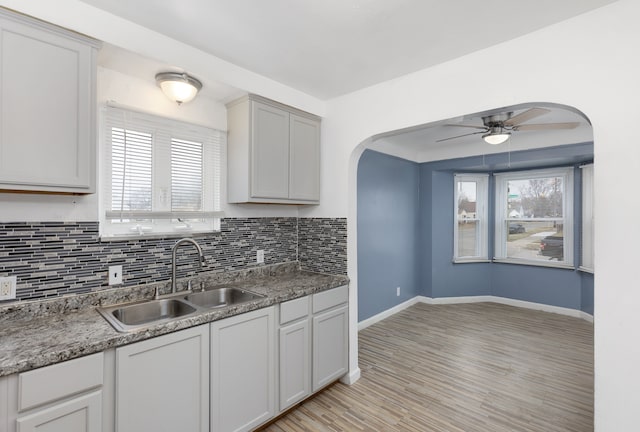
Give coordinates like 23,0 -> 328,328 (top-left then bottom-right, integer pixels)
299,218 -> 347,276
0,217 -> 346,302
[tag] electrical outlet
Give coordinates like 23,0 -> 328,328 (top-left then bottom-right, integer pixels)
0,276 -> 17,300
109,265 -> 123,285
256,250 -> 265,264
396,286 -> 400,297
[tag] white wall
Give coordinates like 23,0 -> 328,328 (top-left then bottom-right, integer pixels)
97,67 -> 299,218
312,1 -> 635,429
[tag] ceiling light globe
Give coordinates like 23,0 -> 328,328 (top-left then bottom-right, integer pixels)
483,132 -> 511,145
155,72 -> 202,105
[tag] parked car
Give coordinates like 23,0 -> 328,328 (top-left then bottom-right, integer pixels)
539,235 -> 563,260
508,223 -> 526,234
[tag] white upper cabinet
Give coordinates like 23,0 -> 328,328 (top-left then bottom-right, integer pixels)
227,94 -> 320,204
289,114 -> 320,201
0,9 -> 98,193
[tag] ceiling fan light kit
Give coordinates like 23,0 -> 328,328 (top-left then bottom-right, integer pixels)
483,129 -> 511,145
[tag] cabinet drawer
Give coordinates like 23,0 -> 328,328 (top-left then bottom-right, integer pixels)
312,285 -> 348,314
18,352 -> 103,411
280,296 -> 310,325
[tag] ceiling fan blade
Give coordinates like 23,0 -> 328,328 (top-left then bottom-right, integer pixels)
504,107 -> 551,126
513,122 -> 580,131
436,131 -> 486,142
443,123 -> 487,130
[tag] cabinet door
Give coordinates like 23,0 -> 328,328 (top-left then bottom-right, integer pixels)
250,101 -> 289,199
115,325 -> 209,432
16,391 -> 101,432
211,307 -> 275,432
312,305 -> 349,392
0,14 -> 95,192
289,114 -> 320,201
279,319 -> 311,411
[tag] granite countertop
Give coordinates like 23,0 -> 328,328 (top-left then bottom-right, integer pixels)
0,264 -> 348,377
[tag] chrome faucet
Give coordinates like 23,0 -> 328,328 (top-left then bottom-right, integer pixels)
171,238 -> 205,294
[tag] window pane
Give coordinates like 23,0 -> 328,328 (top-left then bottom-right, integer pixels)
505,220 -> 564,261
171,138 -> 203,212
506,177 -> 563,218
458,220 -> 479,257
457,181 -> 477,220
111,127 -> 152,212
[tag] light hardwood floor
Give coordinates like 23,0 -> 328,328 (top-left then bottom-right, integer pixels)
262,302 -> 593,432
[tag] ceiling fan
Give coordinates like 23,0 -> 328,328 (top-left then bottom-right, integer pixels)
437,108 -> 580,145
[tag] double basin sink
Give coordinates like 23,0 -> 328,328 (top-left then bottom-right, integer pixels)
98,287 -> 265,333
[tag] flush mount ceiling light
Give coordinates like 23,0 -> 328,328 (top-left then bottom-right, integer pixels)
155,72 -> 202,105
482,126 -> 511,145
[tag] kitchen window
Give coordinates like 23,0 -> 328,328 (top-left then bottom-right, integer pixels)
100,105 -> 224,239
494,167 -> 574,267
454,174 -> 489,261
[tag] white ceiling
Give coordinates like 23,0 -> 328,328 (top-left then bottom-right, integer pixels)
369,103 -> 593,163
80,0 -> 616,100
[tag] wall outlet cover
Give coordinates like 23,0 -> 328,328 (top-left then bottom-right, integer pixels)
109,265 -> 123,285
0,276 -> 17,300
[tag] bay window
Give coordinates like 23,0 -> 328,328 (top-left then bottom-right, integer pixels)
454,174 -> 489,261
494,167 -> 574,267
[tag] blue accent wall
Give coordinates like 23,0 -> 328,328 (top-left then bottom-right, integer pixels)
357,150 -> 421,321
357,144 -> 595,322
581,272 -> 594,315
426,169 -> 492,298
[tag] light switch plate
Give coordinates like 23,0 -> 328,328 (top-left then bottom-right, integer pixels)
0,276 -> 17,300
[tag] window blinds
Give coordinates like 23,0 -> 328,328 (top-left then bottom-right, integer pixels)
101,105 -> 224,238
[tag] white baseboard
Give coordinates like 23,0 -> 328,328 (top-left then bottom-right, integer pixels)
358,295 -> 594,330
358,297 -> 422,330
340,367 -> 361,385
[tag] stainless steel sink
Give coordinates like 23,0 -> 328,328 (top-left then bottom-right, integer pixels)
98,298 -> 198,333
184,287 -> 265,309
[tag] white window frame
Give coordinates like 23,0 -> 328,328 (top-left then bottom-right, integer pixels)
100,105 -> 224,240
494,167 -> 574,268
580,164 -> 594,272
453,173 -> 489,262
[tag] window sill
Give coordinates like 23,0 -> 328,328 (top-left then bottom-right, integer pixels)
100,230 -> 220,242
492,258 -> 575,270
453,258 -> 492,264
578,266 -> 594,274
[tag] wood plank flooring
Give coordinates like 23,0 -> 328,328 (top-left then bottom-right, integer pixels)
262,302 -> 593,432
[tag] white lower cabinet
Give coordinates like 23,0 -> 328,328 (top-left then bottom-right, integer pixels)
210,306 -> 275,432
115,325 -> 209,432
16,391 -> 102,432
278,286 -> 349,413
0,352 -> 105,432
312,305 -> 349,391
279,316 -> 311,411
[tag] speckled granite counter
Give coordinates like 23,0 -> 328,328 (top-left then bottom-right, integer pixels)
0,263 -> 348,377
